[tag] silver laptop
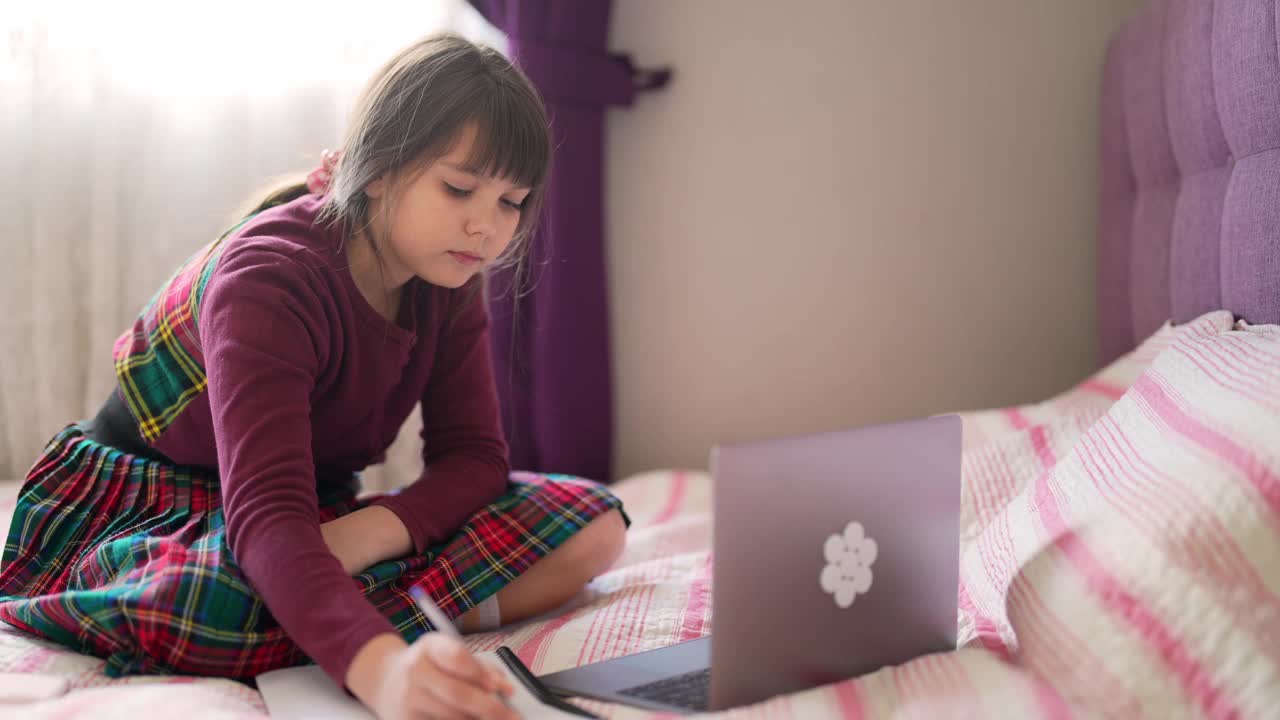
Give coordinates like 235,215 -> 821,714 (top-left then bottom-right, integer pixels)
539,415 -> 962,714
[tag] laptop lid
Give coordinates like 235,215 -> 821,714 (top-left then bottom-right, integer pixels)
707,414 -> 962,711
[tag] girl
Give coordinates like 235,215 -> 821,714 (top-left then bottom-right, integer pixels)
0,33 -> 628,720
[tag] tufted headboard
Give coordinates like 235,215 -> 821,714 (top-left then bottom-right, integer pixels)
1097,0 -> 1280,364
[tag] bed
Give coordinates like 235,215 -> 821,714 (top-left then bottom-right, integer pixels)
3,0 -> 1279,716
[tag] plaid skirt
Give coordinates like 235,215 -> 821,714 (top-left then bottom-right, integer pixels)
0,425 -> 626,679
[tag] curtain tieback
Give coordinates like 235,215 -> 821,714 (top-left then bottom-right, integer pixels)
511,39 -> 672,107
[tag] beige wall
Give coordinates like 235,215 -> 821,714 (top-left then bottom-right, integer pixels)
605,0 -> 1145,480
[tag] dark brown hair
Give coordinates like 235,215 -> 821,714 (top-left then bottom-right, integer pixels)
244,32 -> 552,308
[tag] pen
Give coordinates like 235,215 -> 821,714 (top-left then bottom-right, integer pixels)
408,585 -> 463,639
408,586 -> 515,710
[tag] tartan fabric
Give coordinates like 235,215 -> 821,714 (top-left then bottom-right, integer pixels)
0,426 -> 626,679
110,216 -> 249,442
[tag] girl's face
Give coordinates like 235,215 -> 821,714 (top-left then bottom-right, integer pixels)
366,123 -> 531,289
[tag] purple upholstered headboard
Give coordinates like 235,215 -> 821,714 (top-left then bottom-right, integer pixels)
1097,0 -> 1280,364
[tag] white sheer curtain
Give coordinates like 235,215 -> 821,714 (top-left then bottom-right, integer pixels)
0,2 -> 505,485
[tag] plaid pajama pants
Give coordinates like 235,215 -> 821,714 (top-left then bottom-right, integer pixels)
0,425 -> 626,678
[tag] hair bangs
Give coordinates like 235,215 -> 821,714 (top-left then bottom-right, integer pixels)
457,89 -> 550,190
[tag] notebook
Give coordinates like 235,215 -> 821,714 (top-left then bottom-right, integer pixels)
257,646 -> 599,719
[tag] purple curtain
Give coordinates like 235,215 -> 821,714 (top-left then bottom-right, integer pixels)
467,0 -> 668,482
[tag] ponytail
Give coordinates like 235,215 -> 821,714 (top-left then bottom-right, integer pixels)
229,176 -> 312,224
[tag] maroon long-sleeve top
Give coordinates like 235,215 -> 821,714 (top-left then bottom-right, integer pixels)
114,194 -> 510,684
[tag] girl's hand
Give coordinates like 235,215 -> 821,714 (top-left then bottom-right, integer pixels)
348,633 -> 518,720
321,506 -> 414,575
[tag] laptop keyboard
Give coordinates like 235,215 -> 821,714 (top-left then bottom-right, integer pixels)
617,668 -> 711,711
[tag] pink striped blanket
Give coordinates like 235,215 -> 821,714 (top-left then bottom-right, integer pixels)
1,310 -> 1276,718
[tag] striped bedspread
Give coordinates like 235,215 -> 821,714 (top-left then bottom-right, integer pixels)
1,310 -> 1276,718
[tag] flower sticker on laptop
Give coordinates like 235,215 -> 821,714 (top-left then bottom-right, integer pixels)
820,521 -> 878,608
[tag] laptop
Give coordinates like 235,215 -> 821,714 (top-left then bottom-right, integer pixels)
538,415 -> 962,714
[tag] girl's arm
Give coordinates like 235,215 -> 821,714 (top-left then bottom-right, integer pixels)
367,283 -> 511,555
202,242 -> 400,688
321,285 -> 506,576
